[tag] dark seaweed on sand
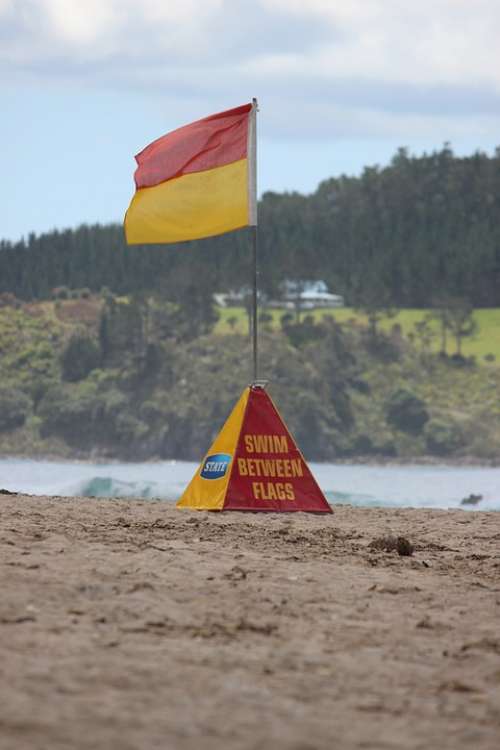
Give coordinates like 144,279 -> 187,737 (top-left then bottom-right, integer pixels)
368,535 -> 414,556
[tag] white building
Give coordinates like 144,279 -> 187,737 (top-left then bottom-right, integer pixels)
215,280 -> 344,309
281,280 -> 344,309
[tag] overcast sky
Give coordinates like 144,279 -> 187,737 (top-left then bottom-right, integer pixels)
2,0 -> 500,241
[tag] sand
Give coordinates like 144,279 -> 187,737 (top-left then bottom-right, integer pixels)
1,494 -> 499,750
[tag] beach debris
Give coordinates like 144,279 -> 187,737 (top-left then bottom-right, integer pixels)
395,537 -> 414,556
460,493 -> 483,506
186,618 -> 278,640
416,616 -> 449,631
0,614 -> 36,624
416,616 -> 433,629
370,584 -> 421,595
145,544 -> 170,552
235,618 -> 277,636
368,535 -> 414,556
438,680 -> 479,694
224,565 -> 247,581
127,582 -> 155,593
461,637 -> 500,655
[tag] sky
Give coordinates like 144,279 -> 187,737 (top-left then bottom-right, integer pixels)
1,0 -> 500,242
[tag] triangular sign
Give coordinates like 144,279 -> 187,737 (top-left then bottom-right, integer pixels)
177,385 -> 332,513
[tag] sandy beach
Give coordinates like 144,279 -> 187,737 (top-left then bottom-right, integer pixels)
1,494 -> 499,750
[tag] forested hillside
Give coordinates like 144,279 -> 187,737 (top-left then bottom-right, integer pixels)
1,294 -> 500,462
1,146 -> 500,307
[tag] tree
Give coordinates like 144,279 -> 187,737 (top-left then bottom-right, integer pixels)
445,298 -> 478,357
291,279 -> 307,323
61,334 -> 100,382
385,388 -> 429,434
0,387 -> 31,431
354,268 -> 396,350
429,299 -> 451,356
413,316 -> 436,360
258,310 -> 273,331
424,418 -> 463,455
227,315 -> 238,332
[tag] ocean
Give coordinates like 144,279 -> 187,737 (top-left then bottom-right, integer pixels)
0,458 -> 499,510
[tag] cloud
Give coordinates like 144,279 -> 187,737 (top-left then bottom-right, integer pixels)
0,0 -> 329,64
1,0 -> 500,140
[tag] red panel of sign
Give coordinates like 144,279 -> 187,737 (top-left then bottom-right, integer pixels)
224,388 -> 331,513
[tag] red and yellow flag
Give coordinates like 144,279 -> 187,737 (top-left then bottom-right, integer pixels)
125,102 -> 257,244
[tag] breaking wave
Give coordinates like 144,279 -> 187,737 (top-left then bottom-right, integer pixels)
71,476 -> 169,500
0,458 -> 499,510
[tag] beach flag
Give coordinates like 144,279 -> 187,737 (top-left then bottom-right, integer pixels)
177,385 -> 332,513
125,102 -> 257,244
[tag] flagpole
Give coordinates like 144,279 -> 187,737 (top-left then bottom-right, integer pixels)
249,98 -> 258,382
252,224 -> 258,381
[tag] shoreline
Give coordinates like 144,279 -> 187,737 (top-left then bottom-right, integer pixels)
1,451 -> 499,468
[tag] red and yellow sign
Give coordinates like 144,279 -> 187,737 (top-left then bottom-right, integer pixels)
177,386 -> 331,513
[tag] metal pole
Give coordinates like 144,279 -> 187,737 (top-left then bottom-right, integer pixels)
248,97 -> 259,384
252,224 -> 258,381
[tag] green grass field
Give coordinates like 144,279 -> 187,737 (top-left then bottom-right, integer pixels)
215,306 -> 500,363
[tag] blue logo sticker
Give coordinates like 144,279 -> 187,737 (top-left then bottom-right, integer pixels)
200,453 -> 232,480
